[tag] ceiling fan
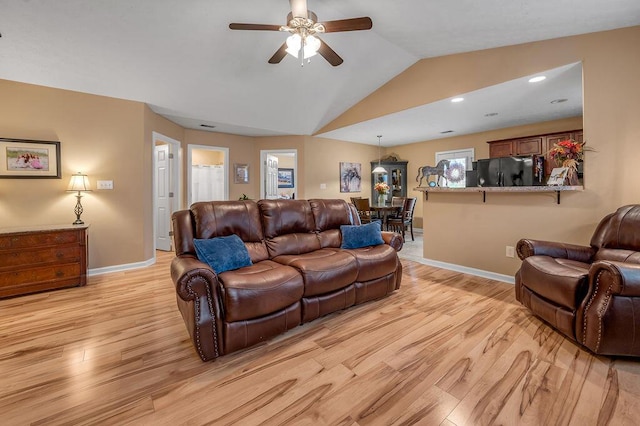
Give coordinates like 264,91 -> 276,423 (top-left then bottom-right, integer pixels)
229,0 -> 372,66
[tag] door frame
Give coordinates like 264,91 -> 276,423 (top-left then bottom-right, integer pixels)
187,144 -> 229,206
260,149 -> 298,199
152,132 -> 182,252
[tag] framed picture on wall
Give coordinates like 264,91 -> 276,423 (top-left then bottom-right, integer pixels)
234,163 -> 249,184
277,168 -> 294,188
0,138 -> 61,178
339,162 -> 361,193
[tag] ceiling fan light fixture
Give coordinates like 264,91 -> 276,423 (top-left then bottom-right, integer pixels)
285,33 -> 320,59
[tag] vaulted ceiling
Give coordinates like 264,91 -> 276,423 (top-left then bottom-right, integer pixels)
1,0 -> 639,145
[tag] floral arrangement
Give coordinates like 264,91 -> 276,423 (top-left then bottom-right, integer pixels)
549,139 -> 589,169
374,182 -> 390,195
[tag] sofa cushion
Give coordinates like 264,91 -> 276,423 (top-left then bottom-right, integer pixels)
194,235 -> 252,274
190,200 -> 269,263
218,260 -> 304,322
519,256 -> 590,310
310,199 -> 355,248
340,222 -> 384,249
258,199 -> 321,257
344,244 -> 398,282
594,248 -> 640,264
274,249 -> 358,296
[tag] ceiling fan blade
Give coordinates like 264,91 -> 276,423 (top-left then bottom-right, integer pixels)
290,0 -> 308,18
268,43 -> 288,64
318,40 -> 343,66
229,23 -> 282,31
320,17 -> 373,33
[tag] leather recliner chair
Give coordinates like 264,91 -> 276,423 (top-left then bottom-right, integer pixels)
515,204 -> 640,356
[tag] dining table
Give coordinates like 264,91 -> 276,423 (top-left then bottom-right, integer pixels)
370,203 -> 401,231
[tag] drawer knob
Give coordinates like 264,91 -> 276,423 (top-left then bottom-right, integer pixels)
56,271 -> 64,277
56,252 -> 64,258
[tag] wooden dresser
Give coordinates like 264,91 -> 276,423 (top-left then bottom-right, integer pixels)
0,224 -> 88,298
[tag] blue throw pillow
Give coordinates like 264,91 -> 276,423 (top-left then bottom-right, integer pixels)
340,221 -> 385,249
193,234 -> 252,274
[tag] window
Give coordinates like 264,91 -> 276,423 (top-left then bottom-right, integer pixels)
435,148 -> 474,188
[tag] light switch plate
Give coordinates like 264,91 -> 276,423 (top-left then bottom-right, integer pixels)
97,180 -> 114,190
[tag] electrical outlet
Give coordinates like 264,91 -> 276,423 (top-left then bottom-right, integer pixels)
506,245 -> 515,258
97,180 -> 114,190
320,183 -> 327,190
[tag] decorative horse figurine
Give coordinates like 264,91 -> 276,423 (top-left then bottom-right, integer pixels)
416,160 -> 450,187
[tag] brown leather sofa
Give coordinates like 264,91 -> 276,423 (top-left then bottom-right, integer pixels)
515,204 -> 640,356
171,198 -> 403,361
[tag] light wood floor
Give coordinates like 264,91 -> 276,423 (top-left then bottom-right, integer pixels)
1,251 -> 639,425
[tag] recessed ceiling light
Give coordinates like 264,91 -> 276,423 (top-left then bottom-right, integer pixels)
200,124 -> 216,128
451,97 -> 464,103
550,98 -> 568,104
484,112 -> 499,117
528,76 -> 546,83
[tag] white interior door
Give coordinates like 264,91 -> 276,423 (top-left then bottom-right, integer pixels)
265,154 -> 279,199
155,144 -> 172,251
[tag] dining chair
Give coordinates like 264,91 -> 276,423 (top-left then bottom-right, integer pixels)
353,198 -> 378,223
388,197 -> 417,240
388,196 -> 406,220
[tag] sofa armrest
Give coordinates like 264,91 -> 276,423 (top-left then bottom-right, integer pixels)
382,231 -> 403,252
171,255 -> 217,300
516,238 -> 595,262
588,260 -> 640,297
170,255 -> 224,361
577,260 -> 640,355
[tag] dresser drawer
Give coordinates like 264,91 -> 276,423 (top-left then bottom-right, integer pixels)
0,263 -> 81,287
0,245 -> 81,269
0,231 -> 79,249
0,225 -> 88,298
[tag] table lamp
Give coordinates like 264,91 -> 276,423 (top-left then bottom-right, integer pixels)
67,172 -> 91,225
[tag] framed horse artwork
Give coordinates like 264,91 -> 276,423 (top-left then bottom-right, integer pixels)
340,162 -> 362,193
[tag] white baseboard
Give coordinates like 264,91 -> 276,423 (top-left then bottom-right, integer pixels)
399,254 -> 515,284
88,255 -> 157,276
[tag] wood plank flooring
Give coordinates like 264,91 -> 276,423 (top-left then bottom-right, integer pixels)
1,251 -> 639,425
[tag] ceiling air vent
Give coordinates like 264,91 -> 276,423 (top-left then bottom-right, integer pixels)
440,130 -> 454,134
200,124 -> 216,129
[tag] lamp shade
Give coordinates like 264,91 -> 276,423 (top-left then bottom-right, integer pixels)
372,135 -> 387,174
67,172 -> 91,192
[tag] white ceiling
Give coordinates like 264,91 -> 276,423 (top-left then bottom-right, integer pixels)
318,62 -> 584,146
1,1 -> 639,145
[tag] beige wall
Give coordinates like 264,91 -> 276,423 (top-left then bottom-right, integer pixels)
182,129 -> 256,203
0,79 -> 148,269
0,79 -> 377,270
333,26 -> 640,277
191,149 -> 224,165
254,136 -> 306,199
303,136 -> 379,201
3,26 -> 638,277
